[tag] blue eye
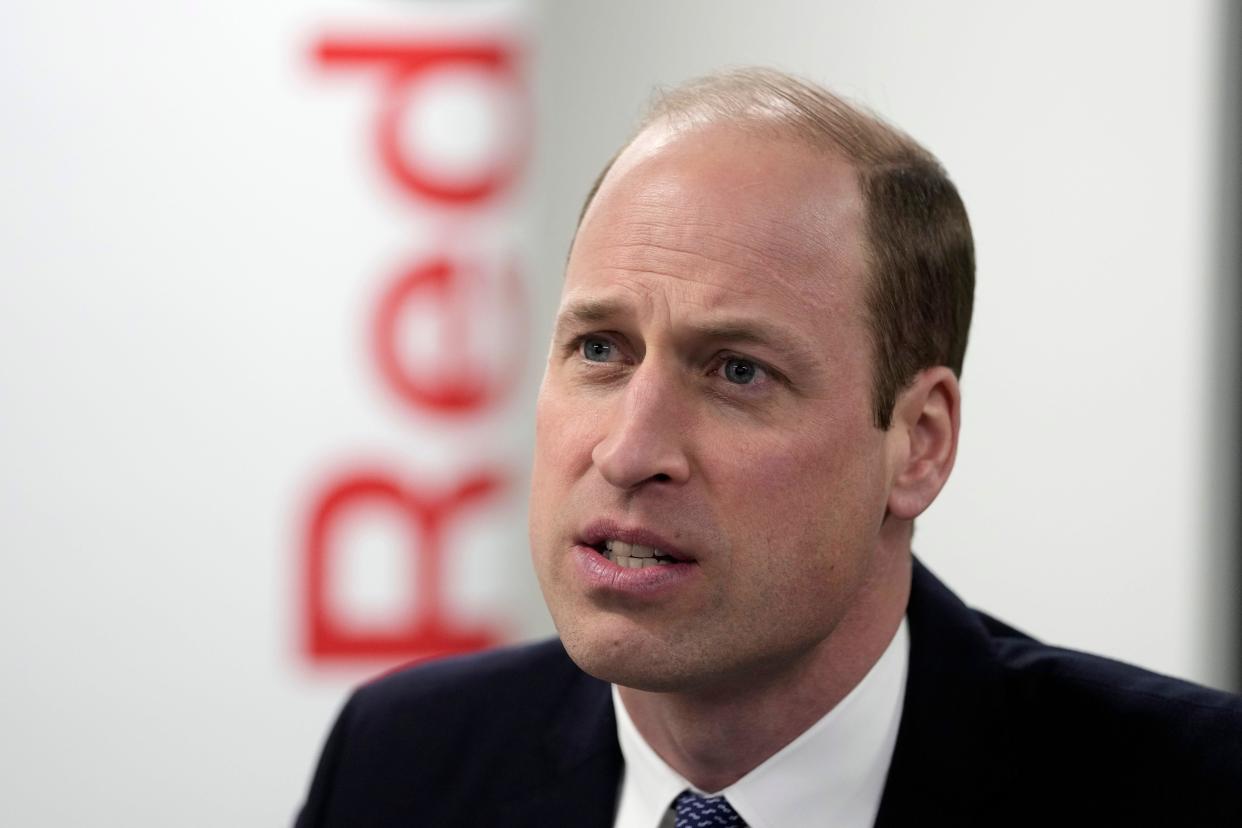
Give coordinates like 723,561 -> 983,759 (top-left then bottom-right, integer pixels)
581,337 -> 613,362
722,358 -> 758,384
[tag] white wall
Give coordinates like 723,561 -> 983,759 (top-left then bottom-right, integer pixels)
0,1 -> 544,825
0,1 -> 1229,825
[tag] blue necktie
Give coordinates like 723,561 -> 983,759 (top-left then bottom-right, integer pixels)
673,789 -> 748,828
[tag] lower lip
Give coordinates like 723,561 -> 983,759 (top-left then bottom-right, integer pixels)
571,544 -> 698,598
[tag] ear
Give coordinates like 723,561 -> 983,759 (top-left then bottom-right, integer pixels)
885,366 -> 961,520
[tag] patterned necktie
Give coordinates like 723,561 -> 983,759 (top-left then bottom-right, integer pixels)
673,789 -> 748,828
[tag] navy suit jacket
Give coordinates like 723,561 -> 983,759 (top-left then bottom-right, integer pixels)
296,560 -> 1242,826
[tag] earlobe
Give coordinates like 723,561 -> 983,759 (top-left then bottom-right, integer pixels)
886,367 -> 961,521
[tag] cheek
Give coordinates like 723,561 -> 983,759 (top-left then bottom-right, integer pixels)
533,385 -> 597,484
734,425 -> 862,503
722,441 -> 882,635
529,383 -> 599,549
529,391 -> 563,544
728,423 -> 888,556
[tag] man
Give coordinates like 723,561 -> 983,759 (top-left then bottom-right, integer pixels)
296,68 -> 1242,827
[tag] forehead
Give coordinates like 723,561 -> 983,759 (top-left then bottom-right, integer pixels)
565,121 -> 869,330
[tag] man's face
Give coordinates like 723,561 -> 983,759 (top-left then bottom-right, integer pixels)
529,121 -> 896,693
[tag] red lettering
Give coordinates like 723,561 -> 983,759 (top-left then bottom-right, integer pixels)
315,37 -> 529,205
305,470 -> 504,661
372,254 -> 526,414
302,28 -> 529,664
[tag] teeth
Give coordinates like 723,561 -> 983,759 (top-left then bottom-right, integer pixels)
602,539 -> 673,567
604,540 -> 659,558
614,555 -> 668,568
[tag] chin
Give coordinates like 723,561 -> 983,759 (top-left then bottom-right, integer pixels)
556,618 -> 726,693
555,619 -> 667,689
567,647 -> 691,693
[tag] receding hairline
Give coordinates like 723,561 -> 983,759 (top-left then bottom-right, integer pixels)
574,67 -> 939,236
644,67 -> 929,167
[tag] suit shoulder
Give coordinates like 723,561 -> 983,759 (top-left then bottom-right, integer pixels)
975,610 -> 1242,795
295,639 -> 602,827
350,637 -> 579,715
331,638 -> 590,775
978,610 -> 1242,719
900,563 -> 1242,824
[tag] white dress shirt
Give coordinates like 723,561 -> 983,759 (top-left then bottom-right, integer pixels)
611,618 -> 909,828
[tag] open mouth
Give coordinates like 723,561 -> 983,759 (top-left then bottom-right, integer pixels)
590,539 -> 681,569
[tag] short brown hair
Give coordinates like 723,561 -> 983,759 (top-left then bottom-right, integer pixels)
576,68 -> 975,429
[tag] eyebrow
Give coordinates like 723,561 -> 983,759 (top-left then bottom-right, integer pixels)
554,298 -> 626,330
553,297 -> 824,373
689,320 -> 823,374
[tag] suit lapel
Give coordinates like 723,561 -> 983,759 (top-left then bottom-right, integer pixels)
873,559 -> 1009,826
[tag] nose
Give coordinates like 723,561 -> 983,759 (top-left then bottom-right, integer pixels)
591,362 -> 691,490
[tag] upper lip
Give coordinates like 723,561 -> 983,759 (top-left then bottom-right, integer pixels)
578,519 -> 696,562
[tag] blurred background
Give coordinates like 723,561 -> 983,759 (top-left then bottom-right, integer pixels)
1,0 -> 1237,824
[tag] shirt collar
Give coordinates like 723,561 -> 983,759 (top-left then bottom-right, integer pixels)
612,618 -> 909,828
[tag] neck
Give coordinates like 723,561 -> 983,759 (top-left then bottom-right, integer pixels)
616,530 -> 912,793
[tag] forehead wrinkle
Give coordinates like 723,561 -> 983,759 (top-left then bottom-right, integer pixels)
573,254 -> 850,342
553,273 -> 677,335
563,232 -> 863,342
577,203 -> 861,327
598,201 -> 837,281
595,232 -> 822,294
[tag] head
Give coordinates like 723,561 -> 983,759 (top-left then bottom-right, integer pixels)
528,68 -> 973,693
578,69 -> 975,429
